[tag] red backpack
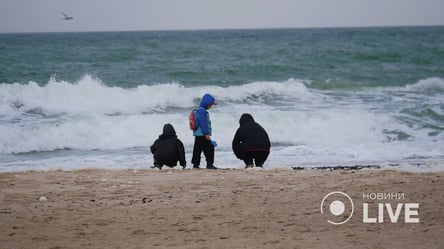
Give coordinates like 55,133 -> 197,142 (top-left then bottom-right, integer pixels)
189,107 -> 204,130
189,109 -> 198,130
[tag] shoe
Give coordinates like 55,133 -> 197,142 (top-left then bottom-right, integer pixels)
245,164 -> 254,169
193,165 -> 201,169
151,164 -> 162,170
206,165 -> 218,170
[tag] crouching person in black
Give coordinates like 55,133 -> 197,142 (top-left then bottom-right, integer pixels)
232,113 -> 271,168
151,123 -> 186,170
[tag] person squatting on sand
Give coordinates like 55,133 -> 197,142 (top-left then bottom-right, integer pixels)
232,113 -> 271,168
150,123 -> 186,170
191,93 -> 218,169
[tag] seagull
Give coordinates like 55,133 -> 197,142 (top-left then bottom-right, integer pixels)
61,12 -> 74,20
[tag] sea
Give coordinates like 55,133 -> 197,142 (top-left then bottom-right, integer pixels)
1,26 -> 443,172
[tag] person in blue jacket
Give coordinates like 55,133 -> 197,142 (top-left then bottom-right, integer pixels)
192,93 -> 218,169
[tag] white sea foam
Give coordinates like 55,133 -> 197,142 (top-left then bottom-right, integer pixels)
1,76 -> 193,115
404,77 -> 444,92
0,75 -> 312,116
1,76 -> 443,172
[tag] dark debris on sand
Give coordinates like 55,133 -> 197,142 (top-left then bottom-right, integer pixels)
292,164 -> 381,171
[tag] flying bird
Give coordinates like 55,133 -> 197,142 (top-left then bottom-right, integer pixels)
61,12 -> 74,20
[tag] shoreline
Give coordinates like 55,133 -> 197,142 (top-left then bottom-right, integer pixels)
2,160 -> 443,174
3,162 -> 437,174
1,168 -> 443,248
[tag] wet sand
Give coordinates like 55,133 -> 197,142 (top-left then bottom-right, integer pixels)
1,168 -> 443,249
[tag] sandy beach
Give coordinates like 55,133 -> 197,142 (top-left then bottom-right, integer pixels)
1,168 -> 443,249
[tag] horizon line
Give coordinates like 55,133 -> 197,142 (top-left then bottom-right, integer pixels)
1,24 -> 444,35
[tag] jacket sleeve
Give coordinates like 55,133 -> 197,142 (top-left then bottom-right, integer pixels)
261,126 -> 271,148
196,108 -> 210,135
232,129 -> 240,149
176,139 -> 186,166
150,140 -> 158,154
232,129 -> 243,159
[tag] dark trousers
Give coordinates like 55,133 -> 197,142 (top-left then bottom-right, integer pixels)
243,151 -> 269,167
153,158 -> 177,167
192,136 -> 214,166
233,144 -> 269,167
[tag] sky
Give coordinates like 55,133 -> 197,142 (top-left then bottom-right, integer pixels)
1,0 -> 444,33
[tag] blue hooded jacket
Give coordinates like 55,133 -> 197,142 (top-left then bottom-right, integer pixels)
193,94 -> 216,136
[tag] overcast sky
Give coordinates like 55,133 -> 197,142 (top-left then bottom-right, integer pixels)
1,0 -> 444,33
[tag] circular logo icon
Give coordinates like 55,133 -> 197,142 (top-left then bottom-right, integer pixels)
320,191 -> 354,225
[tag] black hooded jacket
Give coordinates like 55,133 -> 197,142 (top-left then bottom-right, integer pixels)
232,114 -> 271,157
150,124 -> 186,166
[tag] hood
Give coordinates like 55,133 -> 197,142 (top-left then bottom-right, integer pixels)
199,93 -> 217,109
160,123 -> 176,138
239,113 -> 255,126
